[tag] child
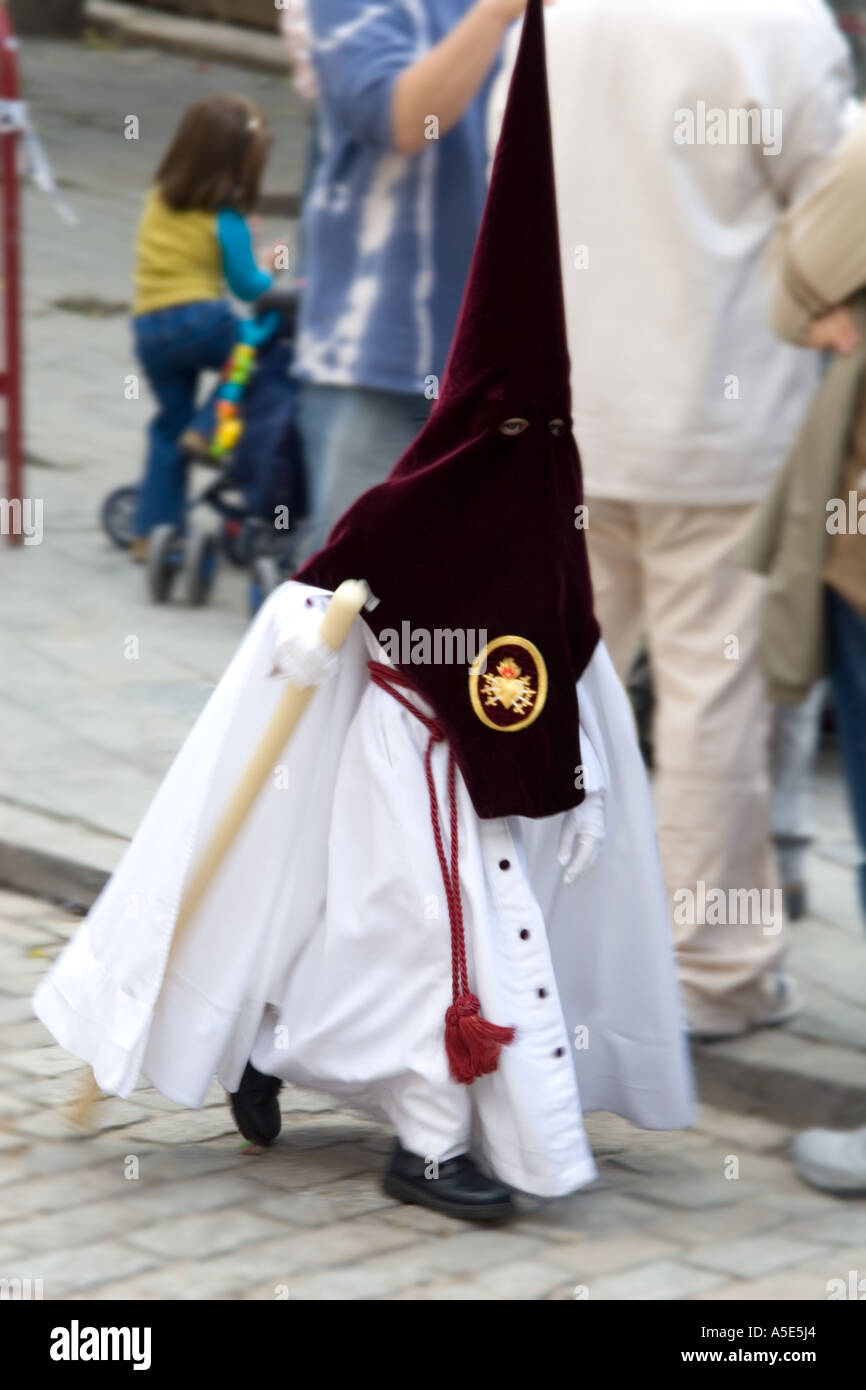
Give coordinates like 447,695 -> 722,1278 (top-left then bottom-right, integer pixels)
129,94 -> 276,561
36,1 -> 693,1223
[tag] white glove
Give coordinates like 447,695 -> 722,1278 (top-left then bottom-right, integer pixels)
270,590 -> 340,687
557,791 -> 605,884
557,727 -> 607,884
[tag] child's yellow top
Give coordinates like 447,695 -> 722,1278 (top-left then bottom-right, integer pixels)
133,188 -> 223,316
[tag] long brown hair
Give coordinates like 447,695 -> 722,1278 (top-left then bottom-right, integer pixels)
156,94 -> 271,215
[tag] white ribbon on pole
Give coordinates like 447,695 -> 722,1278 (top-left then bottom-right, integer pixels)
0,97 -> 78,224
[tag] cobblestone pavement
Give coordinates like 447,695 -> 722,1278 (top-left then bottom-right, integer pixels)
2,890 -> 864,1302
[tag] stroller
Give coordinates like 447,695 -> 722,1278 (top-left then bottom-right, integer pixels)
100,287 -> 307,611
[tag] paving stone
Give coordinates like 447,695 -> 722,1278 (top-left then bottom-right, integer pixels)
251,1191 -> 341,1229
631,1172 -> 754,1211
0,1162 -> 141,1220
124,1091 -> 186,1115
585,1259 -> 726,1301
519,1189 -> 666,1239
0,1239 -> 30,1264
0,1191 -> 179,1253
253,1176 -> 392,1226
278,1088 -> 341,1115
685,1234 -> 832,1279
25,1140 -> 132,1176
543,1232 -> 684,1278
796,1244 -> 866,1299
239,1145 -> 377,1191
0,1020 -> 56,1049
271,1113 -> 385,1148
87,1221 -> 416,1299
375,1202 -> 469,1237
695,1269 -> 843,1301
0,1162 -> 37,1195
127,1208 -> 280,1259
788,1207 -> 866,1247
392,1278 -> 492,1300
0,892 -> 57,919
644,1199 -> 791,1246
2,1239 -> 157,1296
107,1108 -> 241,1144
0,1091 -> 34,1121
472,1259 -> 575,1300
239,1250 -> 439,1301
399,1228 -> 542,1276
760,1186 -> 850,1218
5,1047 -> 85,1078
0,998 -> 36,1026
76,1259 -> 272,1302
112,1146 -> 244,1184
12,1099 -> 152,1141
9,1074 -> 86,1108
607,1151 -> 700,1178
1,973 -> 53,997
0,920 -> 67,948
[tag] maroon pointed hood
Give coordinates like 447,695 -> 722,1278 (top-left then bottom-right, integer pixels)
297,0 -> 599,820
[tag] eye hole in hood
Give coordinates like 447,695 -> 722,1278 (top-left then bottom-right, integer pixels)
498,417 -> 530,436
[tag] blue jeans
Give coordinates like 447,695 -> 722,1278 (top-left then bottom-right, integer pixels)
296,381 -> 430,557
828,588 -> 866,920
133,300 -> 238,536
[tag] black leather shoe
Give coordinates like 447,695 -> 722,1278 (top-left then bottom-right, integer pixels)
383,1140 -> 515,1222
228,1061 -> 283,1146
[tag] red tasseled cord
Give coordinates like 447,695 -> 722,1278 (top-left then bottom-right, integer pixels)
368,661 -> 516,1083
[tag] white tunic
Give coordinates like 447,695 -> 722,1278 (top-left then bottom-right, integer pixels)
34,582 -> 694,1198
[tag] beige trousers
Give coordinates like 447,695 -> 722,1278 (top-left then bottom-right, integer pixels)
586,498 -> 784,1005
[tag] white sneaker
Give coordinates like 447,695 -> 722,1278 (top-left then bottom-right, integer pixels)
792,1125 -> 866,1194
685,971 -> 801,1042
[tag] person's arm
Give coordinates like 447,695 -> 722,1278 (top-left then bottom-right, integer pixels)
217,209 -> 273,303
769,113 -> 866,346
391,0 -> 532,156
307,0 -> 535,157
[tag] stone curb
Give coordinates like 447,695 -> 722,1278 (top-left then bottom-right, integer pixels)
85,0 -> 288,76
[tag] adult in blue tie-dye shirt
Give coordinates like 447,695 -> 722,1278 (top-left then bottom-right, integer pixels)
294,0 -> 534,552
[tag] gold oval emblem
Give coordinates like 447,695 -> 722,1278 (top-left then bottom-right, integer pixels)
469,636 -> 548,732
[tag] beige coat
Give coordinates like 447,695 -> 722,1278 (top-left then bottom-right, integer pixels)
739,109 -> 866,702
736,304 -> 866,702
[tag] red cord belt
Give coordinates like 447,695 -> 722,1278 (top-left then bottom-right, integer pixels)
368,660 -> 515,1084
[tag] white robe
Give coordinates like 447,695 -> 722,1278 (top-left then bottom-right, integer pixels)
34,582 -> 694,1197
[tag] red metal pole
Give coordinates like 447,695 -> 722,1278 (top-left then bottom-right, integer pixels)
0,10 -> 22,543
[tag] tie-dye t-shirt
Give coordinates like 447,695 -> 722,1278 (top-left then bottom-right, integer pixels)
294,0 -> 496,395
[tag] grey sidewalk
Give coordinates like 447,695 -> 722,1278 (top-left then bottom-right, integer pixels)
1,888 -> 865,1301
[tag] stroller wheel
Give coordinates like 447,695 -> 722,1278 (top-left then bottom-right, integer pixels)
184,531 -> 219,606
147,524 -> 183,603
248,556 -> 281,616
100,485 -> 140,550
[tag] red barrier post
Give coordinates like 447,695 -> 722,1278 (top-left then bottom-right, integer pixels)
0,9 -> 22,543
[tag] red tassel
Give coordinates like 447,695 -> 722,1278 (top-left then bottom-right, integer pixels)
445,992 -> 516,1085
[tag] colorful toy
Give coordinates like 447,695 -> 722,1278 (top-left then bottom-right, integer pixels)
209,331 -> 259,459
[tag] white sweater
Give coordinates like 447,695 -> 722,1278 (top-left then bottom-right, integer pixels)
489,0 -> 854,505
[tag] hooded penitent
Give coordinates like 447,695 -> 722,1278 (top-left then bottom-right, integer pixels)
297,0 -> 599,825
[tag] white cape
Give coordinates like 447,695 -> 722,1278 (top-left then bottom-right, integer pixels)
35,582 -> 694,1197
